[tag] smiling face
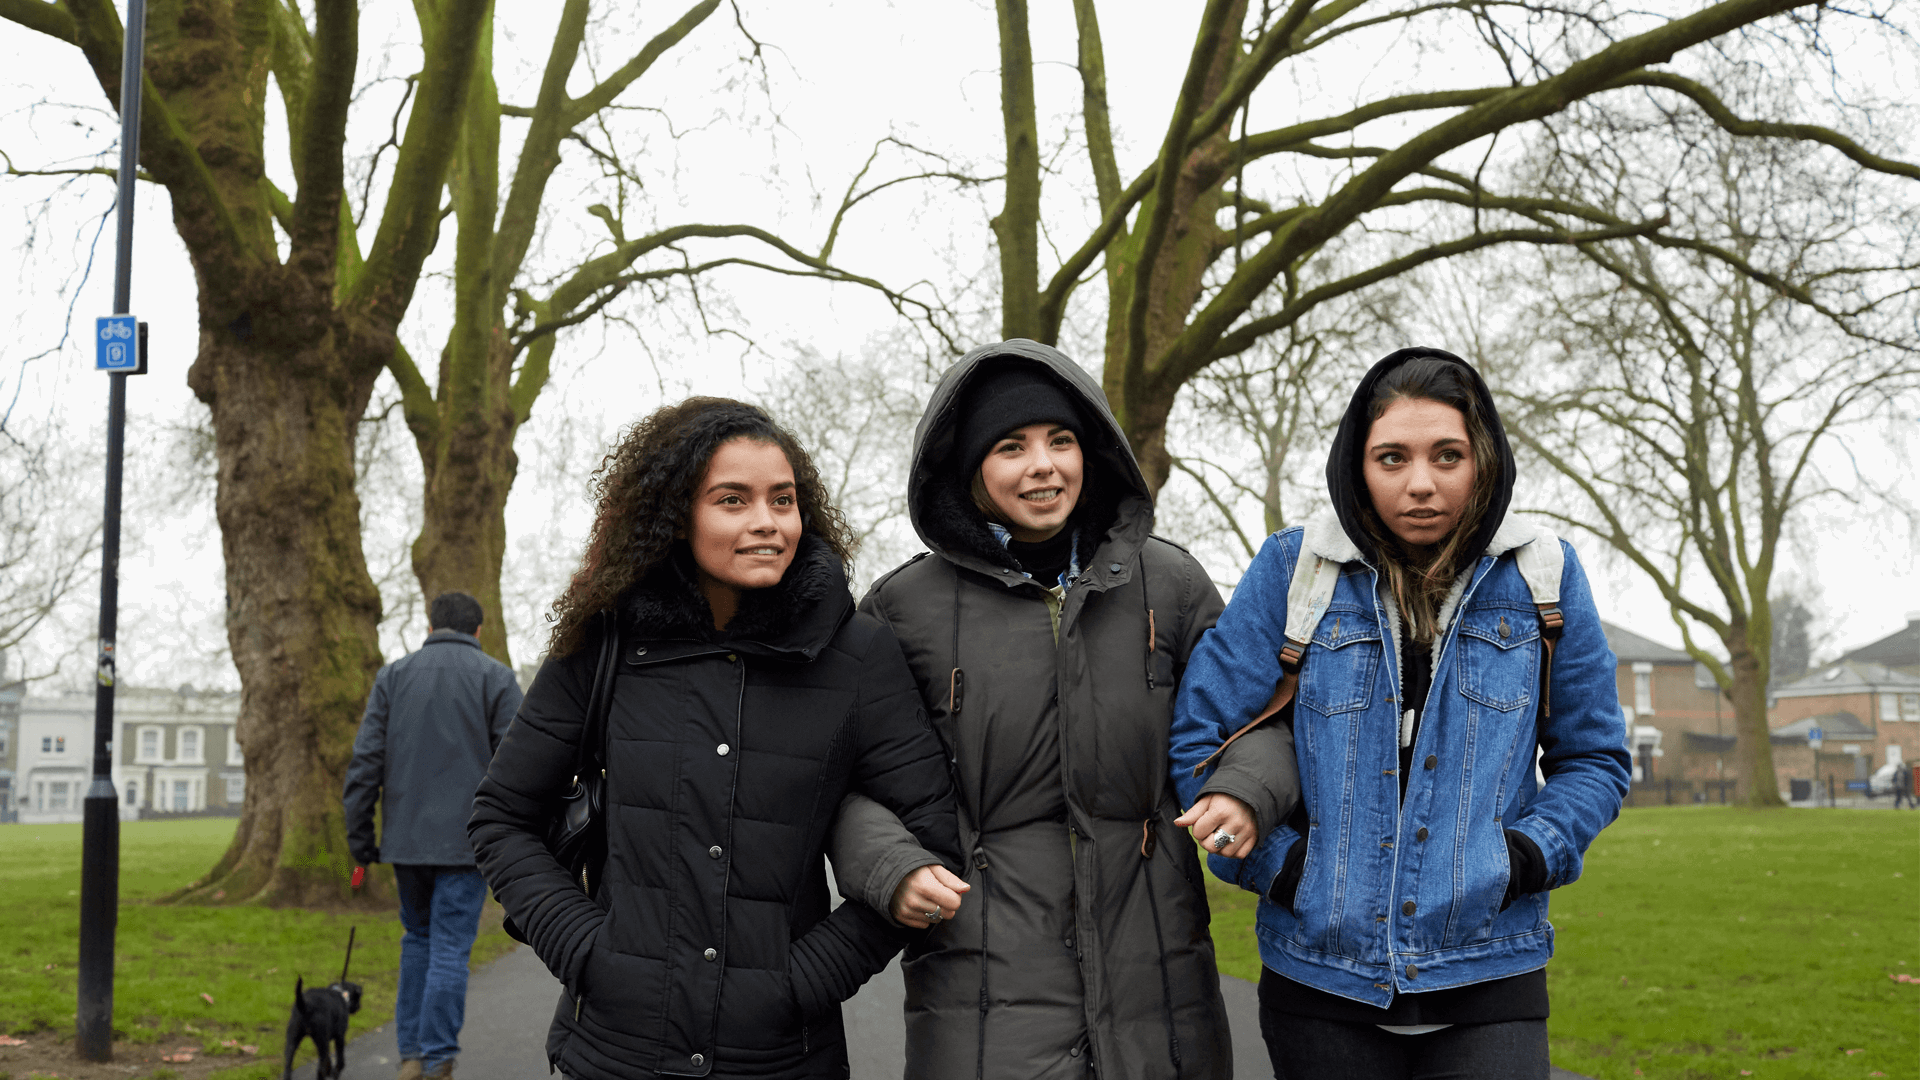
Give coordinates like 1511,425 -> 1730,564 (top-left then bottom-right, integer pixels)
1362,396 -> 1478,550
686,437 -> 802,614
976,422 -> 1084,542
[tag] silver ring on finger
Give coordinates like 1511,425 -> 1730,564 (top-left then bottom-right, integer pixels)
1210,830 -> 1237,853
925,909 -> 942,924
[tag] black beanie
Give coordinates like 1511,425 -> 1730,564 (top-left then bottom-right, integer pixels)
954,362 -> 1084,475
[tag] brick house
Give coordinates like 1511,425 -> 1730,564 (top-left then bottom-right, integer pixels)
1768,659 -> 1920,797
1600,622 -> 1739,794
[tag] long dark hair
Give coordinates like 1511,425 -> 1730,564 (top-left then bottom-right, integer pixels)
1357,360 -> 1501,642
546,397 -> 855,658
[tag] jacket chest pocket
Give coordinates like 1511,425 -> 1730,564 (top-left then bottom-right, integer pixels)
1456,608 -> 1540,713
1297,610 -> 1381,715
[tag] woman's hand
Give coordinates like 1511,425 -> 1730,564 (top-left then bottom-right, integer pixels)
890,864 -> 970,929
1175,793 -> 1257,859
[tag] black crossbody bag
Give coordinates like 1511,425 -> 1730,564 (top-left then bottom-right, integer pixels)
502,610 -> 620,945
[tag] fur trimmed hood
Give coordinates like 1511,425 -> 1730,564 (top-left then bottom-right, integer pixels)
619,532 -> 852,659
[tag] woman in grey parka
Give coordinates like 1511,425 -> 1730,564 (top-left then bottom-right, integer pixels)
829,341 -> 1299,1079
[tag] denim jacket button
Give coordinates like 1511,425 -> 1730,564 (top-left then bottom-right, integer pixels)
1424,754 -> 1437,770
1402,900 -> 1416,916
1416,827 -> 1429,842
1406,964 -> 1418,979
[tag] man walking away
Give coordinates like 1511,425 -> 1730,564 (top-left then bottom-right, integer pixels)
1895,761 -> 1915,810
344,592 -> 523,1080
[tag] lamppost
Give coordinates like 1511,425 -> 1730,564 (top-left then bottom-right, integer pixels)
78,0 -> 150,1061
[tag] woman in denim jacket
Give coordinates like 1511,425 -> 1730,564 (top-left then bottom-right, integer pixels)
1169,348 -> 1630,1078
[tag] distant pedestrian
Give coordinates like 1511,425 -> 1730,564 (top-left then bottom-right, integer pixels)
1894,762 -> 1915,810
344,592 -> 523,1080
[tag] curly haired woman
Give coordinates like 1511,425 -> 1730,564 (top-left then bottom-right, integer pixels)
470,397 -> 962,1080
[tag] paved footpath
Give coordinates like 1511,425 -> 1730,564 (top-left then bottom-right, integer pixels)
303,945 -> 1588,1080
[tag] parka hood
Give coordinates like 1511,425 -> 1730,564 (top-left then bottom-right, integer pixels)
1324,346 -> 1517,566
907,339 -> 1153,580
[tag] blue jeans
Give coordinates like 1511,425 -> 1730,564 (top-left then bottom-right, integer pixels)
394,865 -> 487,1069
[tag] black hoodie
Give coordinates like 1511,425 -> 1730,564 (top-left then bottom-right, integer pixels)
1324,346 -> 1518,569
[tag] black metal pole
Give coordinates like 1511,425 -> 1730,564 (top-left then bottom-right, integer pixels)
78,0 -> 147,1061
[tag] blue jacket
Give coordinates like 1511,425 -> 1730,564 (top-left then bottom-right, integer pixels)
1170,516 -> 1629,1006
344,630 -> 522,866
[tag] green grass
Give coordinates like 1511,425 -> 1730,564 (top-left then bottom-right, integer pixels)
0,819 -> 516,1080
1205,807 -> 1920,1079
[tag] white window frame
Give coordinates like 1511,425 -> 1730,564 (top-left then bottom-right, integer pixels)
226,729 -> 245,766
176,725 -> 204,765
225,774 -> 245,804
1632,663 -> 1654,715
1903,694 -> 1919,722
137,725 -> 164,763
47,779 -> 71,811
124,779 -> 141,807
42,736 -> 52,753
1883,693 -> 1901,722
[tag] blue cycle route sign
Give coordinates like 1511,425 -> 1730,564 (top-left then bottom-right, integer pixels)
96,315 -> 139,371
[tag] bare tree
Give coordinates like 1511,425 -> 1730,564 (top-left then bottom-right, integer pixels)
972,0 -> 1919,498
1487,111 -> 1920,806
1164,277 -> 1404,568
0,420 -> 98,666
0,0 -> 927,903
752,339 -> 933,593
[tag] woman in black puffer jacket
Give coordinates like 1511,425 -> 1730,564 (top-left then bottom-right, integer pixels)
469,398 -> 962,1080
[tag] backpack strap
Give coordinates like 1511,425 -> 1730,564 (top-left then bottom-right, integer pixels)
1191,543 -> 1341,778
1513,527 -> 1565,719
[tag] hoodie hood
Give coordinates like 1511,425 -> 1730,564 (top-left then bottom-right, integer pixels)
907,339 -> 1153,581
1324,346 -> 1517,566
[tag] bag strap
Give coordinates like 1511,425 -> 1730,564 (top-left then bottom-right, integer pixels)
575,609 -> 620,779
1191,544 -> 1341,778
1512,527 -> 1565,720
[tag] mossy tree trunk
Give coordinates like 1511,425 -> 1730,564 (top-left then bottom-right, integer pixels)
2,0 -> 488,902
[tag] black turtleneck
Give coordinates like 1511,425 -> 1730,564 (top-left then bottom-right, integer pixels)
1006,527 -> 1075,585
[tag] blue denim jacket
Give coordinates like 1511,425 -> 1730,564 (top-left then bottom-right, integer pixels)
1170,517 -> 1629,1006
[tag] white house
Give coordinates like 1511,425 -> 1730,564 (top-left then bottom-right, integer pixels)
16,685 -> 243,823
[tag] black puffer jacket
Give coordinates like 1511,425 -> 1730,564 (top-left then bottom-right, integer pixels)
827,340 -> 1301,1080
469,537 -> 962,1080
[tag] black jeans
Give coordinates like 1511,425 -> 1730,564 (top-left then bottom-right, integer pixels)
1260,1009 -> 1549,1080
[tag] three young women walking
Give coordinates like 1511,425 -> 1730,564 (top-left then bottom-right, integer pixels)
828,341 -> 1297,1079
1172,348 -> 1630,1078
469,399 -> 962,1080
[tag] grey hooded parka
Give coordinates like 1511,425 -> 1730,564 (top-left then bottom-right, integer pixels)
829,340 -> 1300,1080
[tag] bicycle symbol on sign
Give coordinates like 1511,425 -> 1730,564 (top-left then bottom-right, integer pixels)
99,320 -> 135,341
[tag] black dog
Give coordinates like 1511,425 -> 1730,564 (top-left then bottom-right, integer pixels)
284,926 -> 364,1080
283,976 -> 363,1080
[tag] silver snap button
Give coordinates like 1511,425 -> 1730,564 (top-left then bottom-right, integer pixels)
1000,568 -> 1011,574
1108,562 -> 1122,573
717,743 -> 730,756
709,845 -> 722,859
691,1053 -> 704,1067
634,646 -> 648,657
703,947 -> 716,961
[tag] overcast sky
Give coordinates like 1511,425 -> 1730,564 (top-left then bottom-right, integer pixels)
2,1 -> 1915,689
